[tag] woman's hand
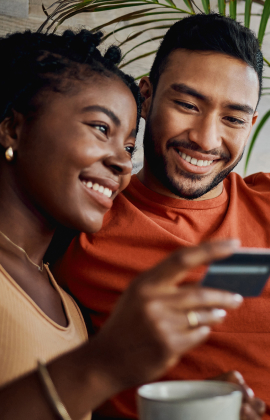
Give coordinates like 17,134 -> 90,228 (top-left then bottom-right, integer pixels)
0,239 -> 246,420
211,371 -> 266,420
90,239 -> 243,393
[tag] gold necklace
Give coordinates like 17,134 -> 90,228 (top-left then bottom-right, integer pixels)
0,230 -> 44,272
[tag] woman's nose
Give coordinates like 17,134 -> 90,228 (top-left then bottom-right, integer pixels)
104,147 -> 132,176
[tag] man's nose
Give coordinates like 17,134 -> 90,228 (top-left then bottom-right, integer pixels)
188,114 -> 222,151
104,145 -> 132,176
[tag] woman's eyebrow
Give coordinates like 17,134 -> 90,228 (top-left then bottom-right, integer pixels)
130,128 -> 137,138
82,105 -> 120,126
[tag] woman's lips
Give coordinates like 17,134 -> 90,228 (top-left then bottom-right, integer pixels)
80,179 -> 114,209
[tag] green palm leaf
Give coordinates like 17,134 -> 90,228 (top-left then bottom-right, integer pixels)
258,0 -> 270,44
218,0 -> 226,15
201,0 -> 210,14
119,49 -> 158,68
183,0 -> 194,13
101,23 -> 173,43
244,110 -> 270,175
120,36 -> 163,60
244,0 -> 253,27
229,0 -> 237,20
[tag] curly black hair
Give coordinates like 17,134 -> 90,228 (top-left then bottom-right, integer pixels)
0,29 -> 141,130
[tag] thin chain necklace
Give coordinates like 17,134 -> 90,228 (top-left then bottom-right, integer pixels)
0,230 -> 44,272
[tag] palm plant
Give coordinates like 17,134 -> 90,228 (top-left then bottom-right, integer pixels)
39,0 -> 270,174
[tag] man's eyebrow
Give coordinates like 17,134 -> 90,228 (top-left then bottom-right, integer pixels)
170,83 -> 209,101
225,103 -> 254,115
82,105 -> 120,126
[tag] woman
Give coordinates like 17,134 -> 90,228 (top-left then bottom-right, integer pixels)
0,28 -> 248,420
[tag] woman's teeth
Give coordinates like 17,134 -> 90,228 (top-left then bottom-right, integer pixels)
82,180 -> 112,197
179,151 -> 213,167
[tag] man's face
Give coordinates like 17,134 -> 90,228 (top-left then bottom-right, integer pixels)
141,50 -> 259,200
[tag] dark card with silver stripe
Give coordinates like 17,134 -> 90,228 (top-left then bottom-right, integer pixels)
201,248 -> 270,297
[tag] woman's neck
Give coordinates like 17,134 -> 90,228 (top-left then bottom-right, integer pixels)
0,181 -> 56,266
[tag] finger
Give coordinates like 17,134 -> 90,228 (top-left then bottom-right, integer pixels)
152,308 -> 227,333
139,239 -> 240,288
154,288 -> 243,311
225,371 -> 254,402
169,325 -> 211,355
241,403 -> 262,420
250,398 -> 266,416
184,308 -> 227,328
216,371 -> 258,407
208,371 -> 265,418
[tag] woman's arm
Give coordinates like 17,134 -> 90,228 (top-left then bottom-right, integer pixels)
0,240 -> 246,420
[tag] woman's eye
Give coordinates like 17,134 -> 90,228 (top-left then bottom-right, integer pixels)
125,145 -> 136,156
95,124 -> 108,134
89,124 -> 108,135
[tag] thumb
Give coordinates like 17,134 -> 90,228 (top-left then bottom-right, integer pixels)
139,239 -> 240,288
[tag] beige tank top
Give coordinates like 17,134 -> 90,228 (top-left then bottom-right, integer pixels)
0,264 -> 91,419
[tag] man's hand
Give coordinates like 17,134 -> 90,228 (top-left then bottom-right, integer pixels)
212,371 -> 266,420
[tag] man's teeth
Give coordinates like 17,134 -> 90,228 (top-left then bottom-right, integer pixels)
82,180 -> 112,197
179,151 -> 213,167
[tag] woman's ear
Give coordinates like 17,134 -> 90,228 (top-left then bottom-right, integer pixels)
139,77 -> 153,120
0,110 -> 24,152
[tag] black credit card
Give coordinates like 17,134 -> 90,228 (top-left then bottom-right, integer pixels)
201,248 -> 270,297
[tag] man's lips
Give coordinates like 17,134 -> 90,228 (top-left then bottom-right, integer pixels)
173,148 -> 220,174
176,147 -> 220,163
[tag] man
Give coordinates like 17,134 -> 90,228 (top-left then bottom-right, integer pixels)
54,13 -> 270,419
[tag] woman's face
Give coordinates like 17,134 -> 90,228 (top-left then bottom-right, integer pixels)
13,74 -> 137,233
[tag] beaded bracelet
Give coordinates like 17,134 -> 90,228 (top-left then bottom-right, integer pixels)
37,360 -> 72,420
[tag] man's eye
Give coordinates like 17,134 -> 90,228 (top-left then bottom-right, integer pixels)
225,117 -> 245,125
125,145 -> 136,156
176,101 -> 197,111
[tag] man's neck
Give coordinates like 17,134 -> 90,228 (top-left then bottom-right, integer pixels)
137,165 -> 223,201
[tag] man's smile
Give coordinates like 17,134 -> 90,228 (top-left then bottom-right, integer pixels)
173,147 -> 221,175
178,151 -> 213,166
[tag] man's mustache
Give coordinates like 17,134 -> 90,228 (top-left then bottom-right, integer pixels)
167,139 -> 230,161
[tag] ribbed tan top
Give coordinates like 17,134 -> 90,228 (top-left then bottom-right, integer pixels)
0,264 -> 91,420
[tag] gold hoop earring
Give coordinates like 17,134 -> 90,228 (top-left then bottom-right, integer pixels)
5,147 -> 14,161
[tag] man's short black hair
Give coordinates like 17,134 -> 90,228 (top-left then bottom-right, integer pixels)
150,13 -> 263,99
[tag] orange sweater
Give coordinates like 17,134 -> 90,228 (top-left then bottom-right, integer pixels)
55,172 -> 270,419
0,264 -> 90,420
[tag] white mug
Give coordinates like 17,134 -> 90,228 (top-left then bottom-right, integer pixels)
137,380 -> 242,420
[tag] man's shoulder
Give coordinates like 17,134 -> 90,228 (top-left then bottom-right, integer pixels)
228,171 -> 270,190
225,172 -> 270,208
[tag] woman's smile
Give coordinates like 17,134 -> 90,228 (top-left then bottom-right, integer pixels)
15,75 -> 137,233
79,175 -> 121,209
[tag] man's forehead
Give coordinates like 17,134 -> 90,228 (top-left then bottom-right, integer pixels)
157,49 -> 260,106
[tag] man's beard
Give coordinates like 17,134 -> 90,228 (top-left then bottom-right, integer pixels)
143,117 -> 244,200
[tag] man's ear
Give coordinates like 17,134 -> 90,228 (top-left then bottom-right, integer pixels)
244,111 -> 259,148
251,111 -> 258,127
0,110 -> 24,152
139,76 -> 153,120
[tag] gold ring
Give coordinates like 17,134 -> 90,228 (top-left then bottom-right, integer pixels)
186,310 -> 199,328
